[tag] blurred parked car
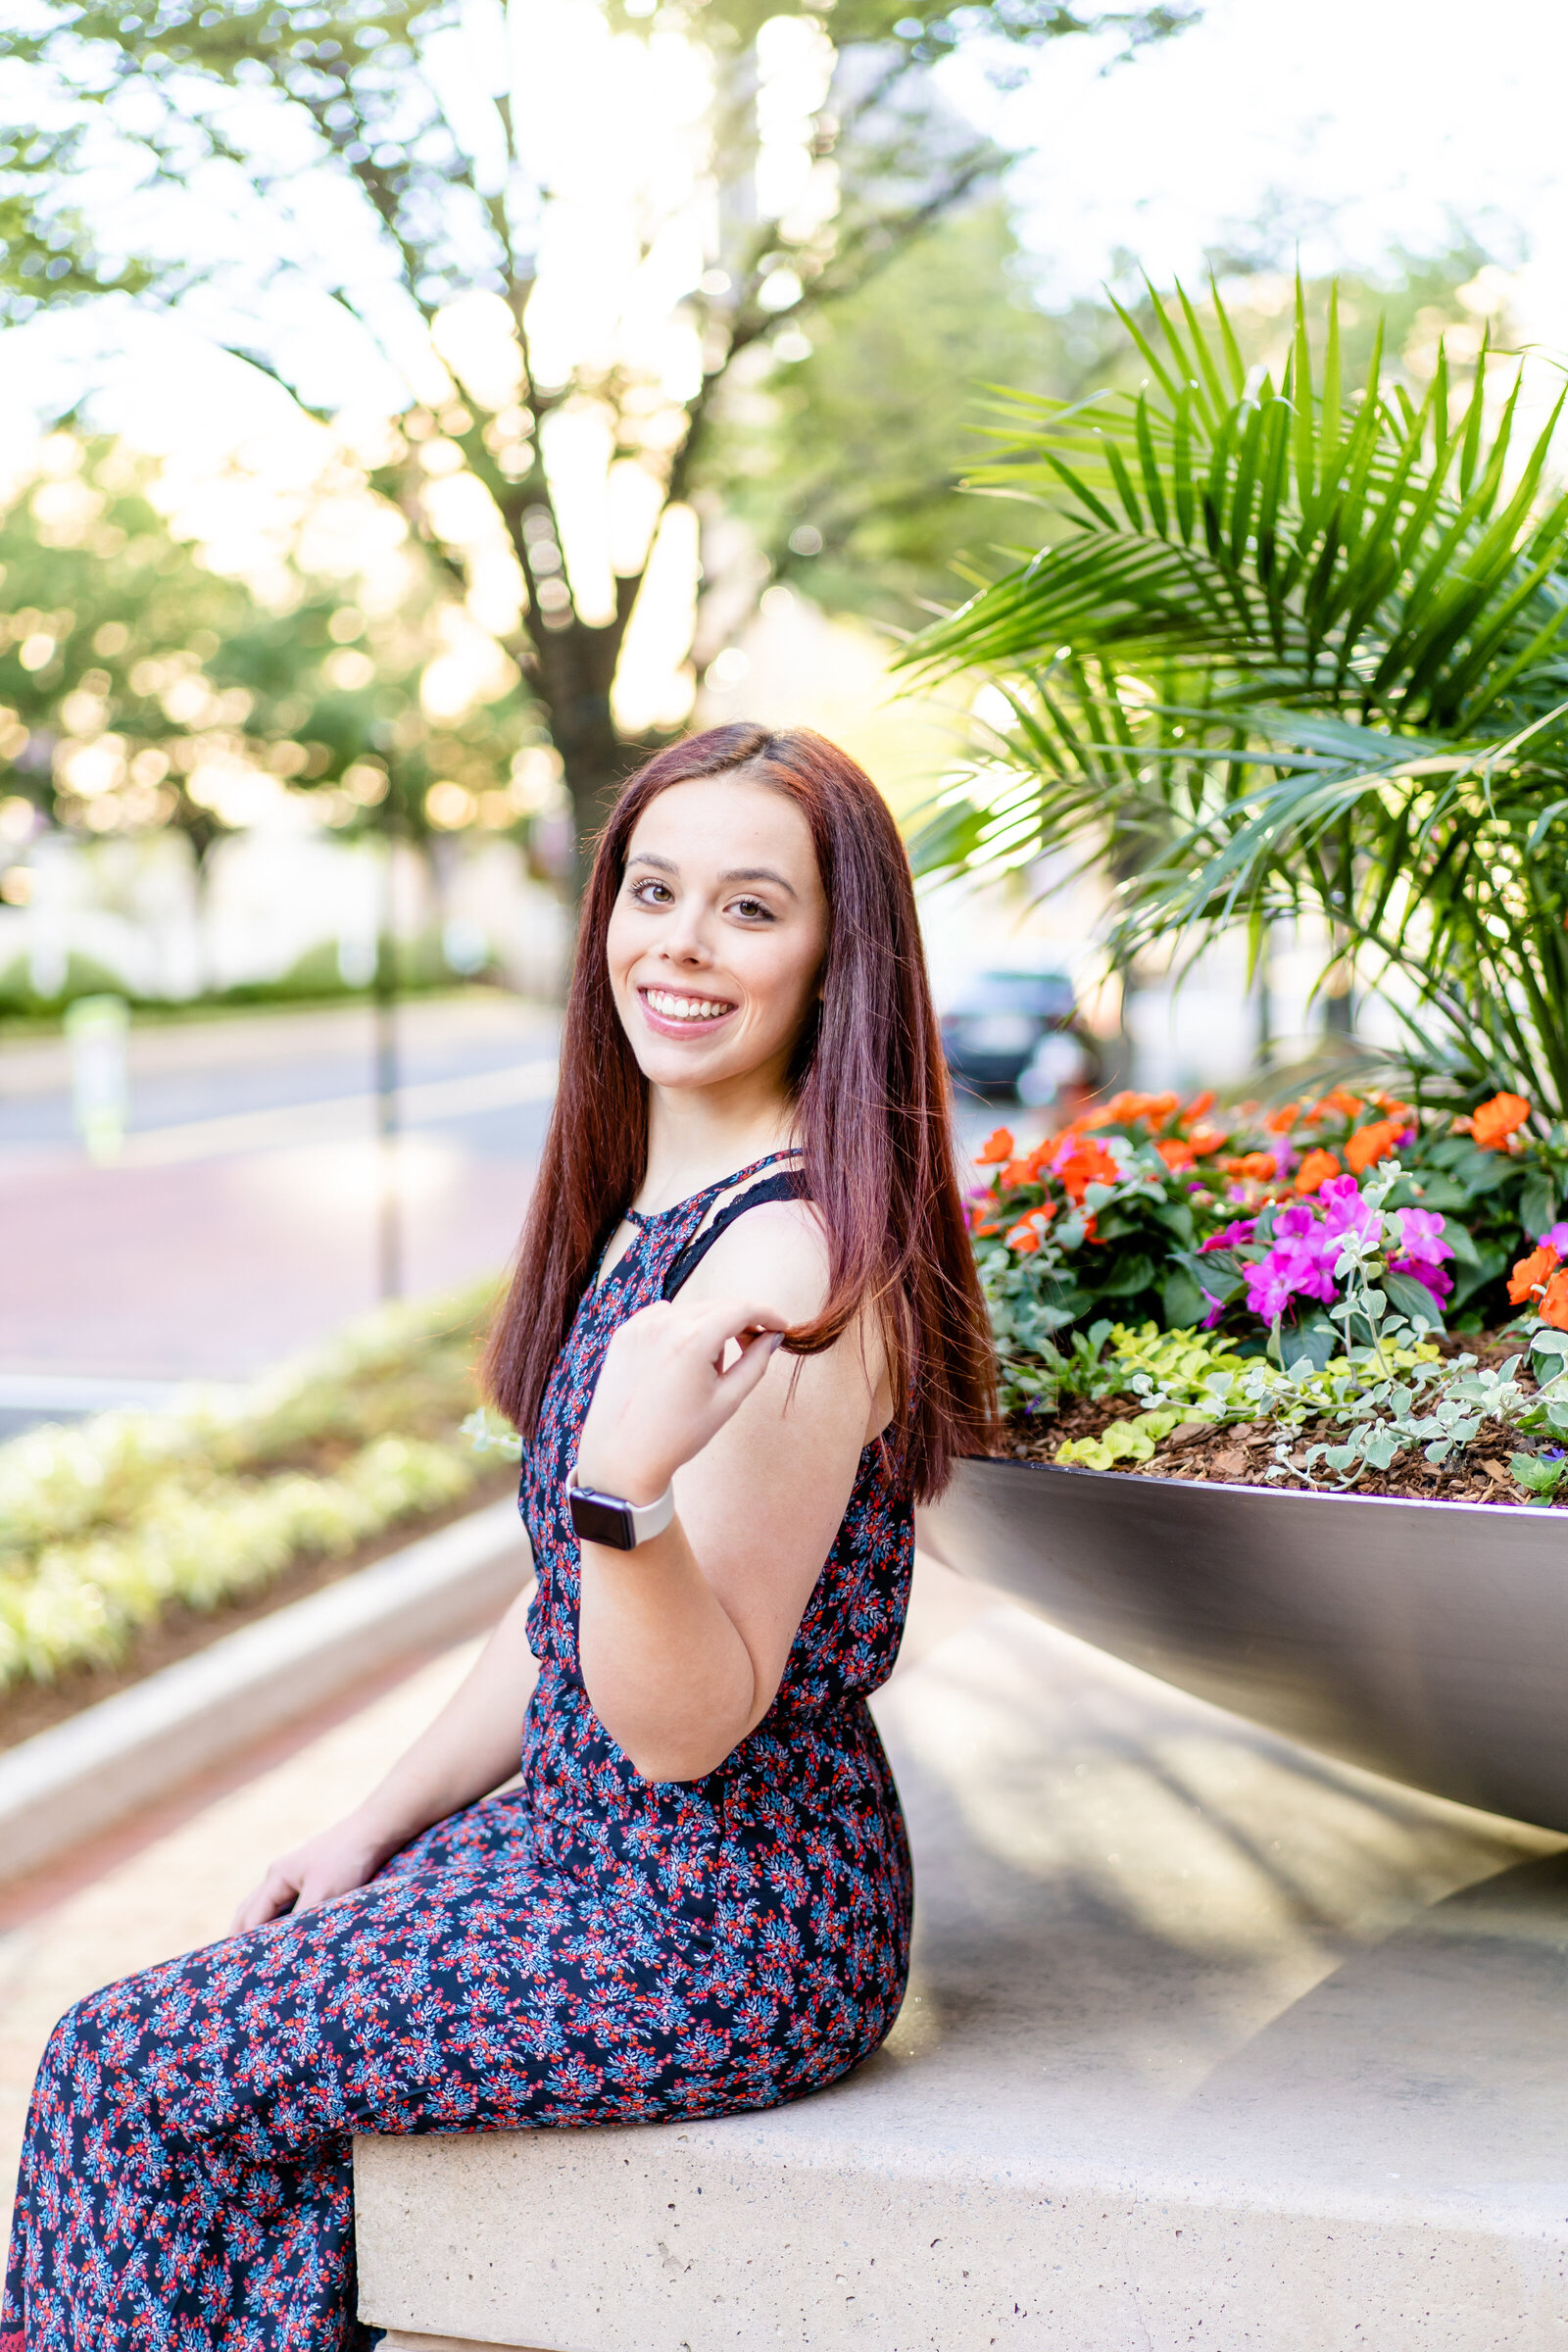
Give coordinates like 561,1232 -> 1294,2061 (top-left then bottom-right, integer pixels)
940,968 -> 1081,1096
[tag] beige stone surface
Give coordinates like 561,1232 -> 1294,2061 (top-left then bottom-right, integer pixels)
0,1639 -> 485,2214
357,1604 -> 1568,2352
380,2335 -> 541,2351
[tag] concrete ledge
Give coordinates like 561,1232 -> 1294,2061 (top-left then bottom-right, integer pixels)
379,2336 -> 537,2351
0,1496 -> 529,1885
357,1604 -> 1568,2351
380,2335 -> 543,2351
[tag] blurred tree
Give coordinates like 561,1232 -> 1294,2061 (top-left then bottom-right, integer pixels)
2,0 -> 1198,862
713,202 -> 1132,626
720,220 -> 1517,632
0,431 -> 543,877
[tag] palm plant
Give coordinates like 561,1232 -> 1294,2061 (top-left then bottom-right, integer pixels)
898,281 -> 1568,1118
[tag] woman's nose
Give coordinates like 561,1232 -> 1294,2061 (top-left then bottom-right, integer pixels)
660,910 -> 713,963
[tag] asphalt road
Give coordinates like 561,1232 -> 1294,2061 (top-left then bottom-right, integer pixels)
0,992 -> 561,1424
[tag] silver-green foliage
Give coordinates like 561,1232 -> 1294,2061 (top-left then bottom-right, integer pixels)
0,1282 -> 501,1692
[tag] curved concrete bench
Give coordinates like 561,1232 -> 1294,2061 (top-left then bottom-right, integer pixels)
356,1582 -> 1568,2352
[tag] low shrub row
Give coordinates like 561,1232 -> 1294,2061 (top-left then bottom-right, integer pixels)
0,1280 -> 504,1693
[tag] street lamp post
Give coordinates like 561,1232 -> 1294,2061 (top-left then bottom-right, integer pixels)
373,809 -> 402,1301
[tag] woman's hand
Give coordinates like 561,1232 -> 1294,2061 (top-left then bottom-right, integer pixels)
229,1812 -> 390,1934
574,1295 -> 785,1501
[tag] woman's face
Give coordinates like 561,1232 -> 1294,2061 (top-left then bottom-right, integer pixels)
607,773 -> 828,1101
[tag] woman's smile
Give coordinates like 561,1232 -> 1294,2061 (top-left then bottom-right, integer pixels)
639,984 -> 740,1035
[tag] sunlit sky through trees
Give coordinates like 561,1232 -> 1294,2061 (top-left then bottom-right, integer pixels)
9,0 -> 1568,453
957,0 -> 1568,325
4,0 -> 1566,694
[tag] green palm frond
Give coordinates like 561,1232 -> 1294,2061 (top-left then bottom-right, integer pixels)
900,276 -> 1568,1115
903,277 -> 1568,735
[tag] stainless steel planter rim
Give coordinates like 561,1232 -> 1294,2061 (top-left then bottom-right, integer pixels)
979,1452 -> 1564,1521
925,1450 -> 1568,1830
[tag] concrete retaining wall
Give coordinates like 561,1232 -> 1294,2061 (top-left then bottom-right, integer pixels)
0,1497 -> 530,1885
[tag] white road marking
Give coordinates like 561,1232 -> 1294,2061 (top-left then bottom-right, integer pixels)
115,1058 -> 560,1168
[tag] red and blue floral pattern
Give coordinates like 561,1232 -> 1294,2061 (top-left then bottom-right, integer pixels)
3,1155 -> 913,2350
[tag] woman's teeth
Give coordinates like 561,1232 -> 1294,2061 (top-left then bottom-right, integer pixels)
645,988 -> 735,1022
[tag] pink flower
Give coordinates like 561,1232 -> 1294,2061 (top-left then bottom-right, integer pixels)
1318,1175 -> 1380,1246
1390,1255 -> 1453,1303
1396,1206 -> 1454,1269
1539,1221 -> 1568,1253
1199,1217 -> 1258,1254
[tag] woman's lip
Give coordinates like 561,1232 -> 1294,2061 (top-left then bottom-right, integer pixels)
637,986 -> 739,1039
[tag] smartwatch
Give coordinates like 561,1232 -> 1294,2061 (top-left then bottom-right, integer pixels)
566,1463 -> 675,1552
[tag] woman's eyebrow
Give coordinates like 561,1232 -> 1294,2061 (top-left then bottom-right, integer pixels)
720,864 -> 798,898
627,851 -> 677,872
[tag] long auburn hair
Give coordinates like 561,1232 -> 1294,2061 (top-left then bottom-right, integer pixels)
482,722 -> 996,1498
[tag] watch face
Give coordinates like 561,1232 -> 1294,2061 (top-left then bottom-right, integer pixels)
569,1487 -> 636,1550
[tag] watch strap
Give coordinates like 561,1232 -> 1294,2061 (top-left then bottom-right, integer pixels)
566,1463 -> 675,1550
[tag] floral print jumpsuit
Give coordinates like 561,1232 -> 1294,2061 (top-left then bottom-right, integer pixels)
3,1154 -> 915,2351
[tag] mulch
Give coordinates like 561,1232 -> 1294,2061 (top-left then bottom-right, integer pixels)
0,1465 -> 519,1755
1000,1331 -> 1555,1508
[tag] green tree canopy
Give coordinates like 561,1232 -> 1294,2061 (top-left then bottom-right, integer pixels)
1,0 -> 1197,858
0,430 -> 538,870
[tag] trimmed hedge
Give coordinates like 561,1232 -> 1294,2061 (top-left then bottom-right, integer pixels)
0,1280 -> 507,1692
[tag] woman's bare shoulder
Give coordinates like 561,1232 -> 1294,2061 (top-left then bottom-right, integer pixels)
682,1198 -> 829,1322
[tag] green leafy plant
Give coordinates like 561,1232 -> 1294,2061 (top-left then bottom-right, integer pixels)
901,276 -> 1568,1115
0,1280 -> 508,1694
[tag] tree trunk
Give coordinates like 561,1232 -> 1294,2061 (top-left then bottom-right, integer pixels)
526,596 -> 660,895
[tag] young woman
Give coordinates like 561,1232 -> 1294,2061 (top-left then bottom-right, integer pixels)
3,722 -> 995,2352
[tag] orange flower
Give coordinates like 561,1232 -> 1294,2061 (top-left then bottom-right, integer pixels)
1307,1089 -> 1363,1123
1185,1124 -> 1231,1156
976,1127 -> 1014,1165
1265,1101 -> 1301,1134
1345,1117 -> 1401,1176
1001,1159 -> 1036,1190
1507,1243 -> 1559,1306
1225,1151 -> 1277,1182
1157,1137 -> 1197,1171
1296,1148 -> 1342,1195
1095,1091 -> 1139,1124
1471,1092 -> 1532,1151
1182,1090 -> 1216,1120
971,1218 -> 1001,1238
1542,1269 -> 1568,1330
1091,1088 -> 1179,1129
1082,1210 -> 1101,1243
1372,1093 -> 1414,1126
1056,1136 -> 1119,1202
1004,1204 -> 1057,1254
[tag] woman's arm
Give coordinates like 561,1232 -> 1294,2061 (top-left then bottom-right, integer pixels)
574,1201 -> 887,1783
229,1579 -> 540,1931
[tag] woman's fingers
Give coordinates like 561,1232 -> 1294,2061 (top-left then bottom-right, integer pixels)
673,1297 -> 787,1369
714,1324 -> 786,1407
229,1866 -> 299,1934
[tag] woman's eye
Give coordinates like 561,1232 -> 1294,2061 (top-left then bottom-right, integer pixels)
730,896 -> 773,922
631,878 -> 673,906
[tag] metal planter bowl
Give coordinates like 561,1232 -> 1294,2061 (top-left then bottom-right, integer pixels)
920,1458 -> 1568,1831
